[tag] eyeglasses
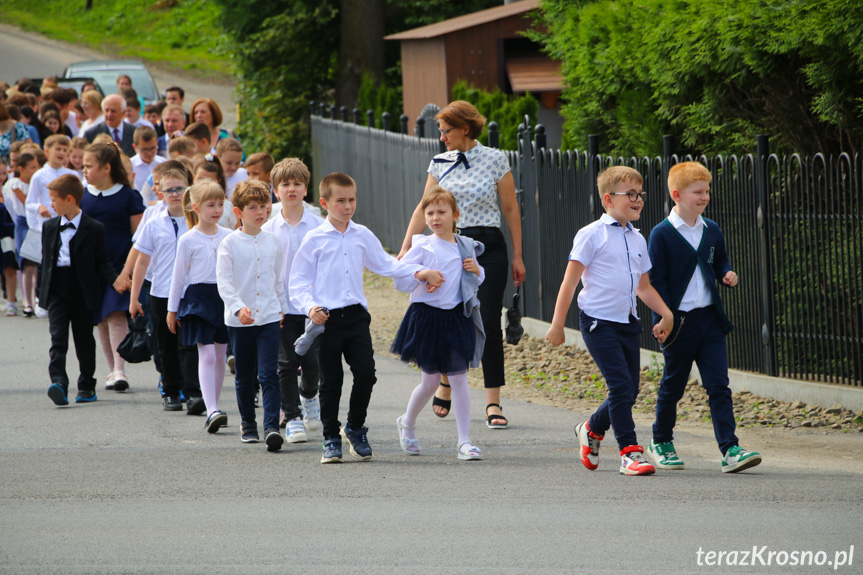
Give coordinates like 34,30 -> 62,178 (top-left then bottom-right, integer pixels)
609,190 -> 647,202
162,187 -> 186,196
439,127 -> 456,136
138,146 -> 158,153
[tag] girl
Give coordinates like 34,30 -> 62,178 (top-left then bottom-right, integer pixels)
391,186 -> 486,460
7,152 -> 40,316
167,181 -> 232,433
67,138 -> 87,178
39,111 -> 68,142
81,142 -> 146,391
194,155 -> 236,229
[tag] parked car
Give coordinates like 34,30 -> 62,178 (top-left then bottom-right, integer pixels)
63,60 -> 159,104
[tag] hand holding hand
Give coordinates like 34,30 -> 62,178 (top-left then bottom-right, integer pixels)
653,314 -> 674,343
113,276 -> 131,293
417,269 -> 444,292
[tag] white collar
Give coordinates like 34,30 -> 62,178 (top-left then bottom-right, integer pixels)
274,207 -> 315,229
61,211 -> 83,228
599,213 -> 635,231
87,183 -> 123,197
321,217 -> 355,234
668,208 -> 705,231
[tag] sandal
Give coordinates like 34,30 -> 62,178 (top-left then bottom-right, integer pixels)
431,382 -> 451,418
457,441 -> 482,460
485,403 -> 508,429
396,415 -> 421,455
22,306 -> 35,318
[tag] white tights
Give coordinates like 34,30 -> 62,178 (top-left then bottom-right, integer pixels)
198,342 -> 227,415
403,371 -> 471,445
97,311 -> 128,375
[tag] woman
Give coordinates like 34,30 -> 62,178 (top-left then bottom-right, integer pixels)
38,111 -> 71,142
398,100 -> 525,428
0,103 -> 32,162
78,90 -> 104,135
189,98 -> 230,151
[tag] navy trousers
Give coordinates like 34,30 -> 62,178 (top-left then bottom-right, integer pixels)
653,306 -> 738,455
580,311 -> 642,451
229,322 -> 281,431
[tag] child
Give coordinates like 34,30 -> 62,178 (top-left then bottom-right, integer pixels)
169,180 -> 232,432
646,161 -> 761,473
216,180 -> 289,451
183,122 -> 211,156
129,167 -> 204,414
194,155 -> 236,229
130,126 -> 166,193
143,105 -> 162,133
290,172 -> 441,463
6,152 -> 43,316
545,166 -> 673,476
261,158 -> 324,442
81,142 -> 146,392
41,175 -> 118,405
215,138 -> 247,199
392,187 -> 485,460
68,137 -> 87,178
244,152 -> 274,188
168,137 -> 197,160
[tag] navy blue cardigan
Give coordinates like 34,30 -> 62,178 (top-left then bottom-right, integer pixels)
647,217 -> 734,334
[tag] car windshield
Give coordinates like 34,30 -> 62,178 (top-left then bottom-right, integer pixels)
72,69 -> 157,102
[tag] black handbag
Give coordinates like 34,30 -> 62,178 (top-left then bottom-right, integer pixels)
505,289 -> 524,345
117,313 -> 152,363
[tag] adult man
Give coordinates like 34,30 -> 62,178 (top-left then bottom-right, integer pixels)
165,86 -> 191,125
83,94 -> 136,156
157,104 -> 187,157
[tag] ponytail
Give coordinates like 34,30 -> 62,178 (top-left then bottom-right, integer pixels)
182,186 -> 197,229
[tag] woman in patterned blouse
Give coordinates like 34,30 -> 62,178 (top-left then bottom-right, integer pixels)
398,100 -> 525,429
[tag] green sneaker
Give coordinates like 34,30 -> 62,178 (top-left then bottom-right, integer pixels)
721,445 -> 762,473
647,440 -> 685,470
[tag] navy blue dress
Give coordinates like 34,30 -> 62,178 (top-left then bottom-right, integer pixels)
80,185 -> 145,322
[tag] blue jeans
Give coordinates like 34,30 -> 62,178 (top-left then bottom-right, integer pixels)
653,306 -> 738,455
580,311 -> 642,451
229,322 -> 280,431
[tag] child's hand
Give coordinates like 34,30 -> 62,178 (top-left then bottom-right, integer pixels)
653,314 -> 674,343
279,313 -> 284,328
38,205 -> 51,218
416,269 -> 444,291
723,270 -> 738,287
545,325 -> 565,346
237,307 -> 254,325
113,276 -> 131,293
309,306 -> 329,325
167,311 -> 178,334
129,300 -> 144,318
463,258 -> 480,276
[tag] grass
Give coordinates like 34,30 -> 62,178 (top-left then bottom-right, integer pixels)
5,0 -> 233,79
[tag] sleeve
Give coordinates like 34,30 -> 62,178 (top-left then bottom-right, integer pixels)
361,228 -> 423,281
168,234 -> 192,312
712,226 -> 733,284
647,226 -> 669,305
427,157 -> 440,181
288,235 -> 318,316
638,234 -> 652,274
491,149 -> 511,183
216,236 -> 245,316
133,219 -> 156,256
271,237 -> 290,315
392,244 -> 427,293
15,123 -> 30,142
127,187 -> 146,216
569,228 -> 594,266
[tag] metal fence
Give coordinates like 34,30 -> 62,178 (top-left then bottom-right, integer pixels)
310,108 -> 863,387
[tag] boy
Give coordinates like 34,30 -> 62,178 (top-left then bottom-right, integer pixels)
129,166 -> 204,414
124,96 -> 154,129
261,158 -> 324,442
41,175 -> 118,405
545,166 -> 673,476
183,122 -> 211,155
217,180 -> 290,451
168,137 -> 197,160
143,105 -> 163,134
646,161 -> 761,473
130,126 -> 166,193
290,173 -> 441,463
244,152 -> 274,188
215,138 -> 247,198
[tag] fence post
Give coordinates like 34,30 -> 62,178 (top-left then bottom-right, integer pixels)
416,118 -> 425,138
320,103 -> 328,117
340,106 -> 348,122
755,134 -> 777,376
400,114 -> 408,135
330,105 -> 338,120
366,110 -> 374,128
535,124 -> 547,151
588,134 -> 600,220
488,122 -> 499,148
382,112 -> 391,132
353,108 -> 361,125
662,134 -> 675,215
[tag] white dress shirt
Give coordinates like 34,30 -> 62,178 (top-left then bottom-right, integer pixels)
225,168 -> 248,199
216,228 -> 289,327
26,165 -> 79,231
133,209 -> 189,297
169,226 -> 232,312
57,211 -> 83,268
570,213 -> 652,323
667,209 -> 713,312
131,154 -> 167,193
290,218 -> 424,316
65,111 -> 79,137
261,207 -> 324,315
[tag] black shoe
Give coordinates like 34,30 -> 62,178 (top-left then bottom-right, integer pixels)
163,395 -> 183,411
265,428 -> 284,452
48,384 -> 69,406
241,423 -> 260,443
112,374 -> 129,392
186,396 -> 206,416
205,411 -> 228,433
75,390 -> 97,403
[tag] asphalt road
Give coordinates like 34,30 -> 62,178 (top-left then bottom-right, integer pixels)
1,310 -> 861,575
0,23 -> 237,130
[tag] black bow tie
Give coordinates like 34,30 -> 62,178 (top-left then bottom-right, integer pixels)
60,222 -> 76,231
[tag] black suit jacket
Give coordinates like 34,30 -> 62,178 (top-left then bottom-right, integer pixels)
83,121 -> 136,156
40,213 -> 118,313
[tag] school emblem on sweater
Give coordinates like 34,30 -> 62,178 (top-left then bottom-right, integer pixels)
708,247 -> 714,263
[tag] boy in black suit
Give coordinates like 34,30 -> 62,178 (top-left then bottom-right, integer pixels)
42,175 -> 119,406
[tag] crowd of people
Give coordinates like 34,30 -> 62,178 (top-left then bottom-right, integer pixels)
0,80 -> 761,473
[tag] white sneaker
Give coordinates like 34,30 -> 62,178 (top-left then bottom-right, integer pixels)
105,372 -> 117,391
6,302 -> 17,317
301,395 -> 321,431
286,417 -> 307,443
34,305 -> 49,318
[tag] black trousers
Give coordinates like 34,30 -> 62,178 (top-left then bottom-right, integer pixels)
149,295 -> 200,398
317,305 -> 376,439
279,314 -> 320,419
460,227 -> 508,388
47,267 -> 96,392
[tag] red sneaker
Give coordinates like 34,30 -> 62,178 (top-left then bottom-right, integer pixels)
575,421 -> 603,470
619,445 -> 656,476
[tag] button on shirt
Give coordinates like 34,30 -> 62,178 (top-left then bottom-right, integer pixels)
57,212 -> 83,268
290,219 -> 424,315
133,210 -> 189,298
570,214 -> 652,323
261,207 -> 324,316
216,229 -> 289,327
667,209 -> 713,312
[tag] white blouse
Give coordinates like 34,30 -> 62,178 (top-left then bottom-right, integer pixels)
168,226 -> 231,312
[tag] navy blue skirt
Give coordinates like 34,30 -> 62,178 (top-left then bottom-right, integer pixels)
178,283 -> 229,346
390,302 -> 475,375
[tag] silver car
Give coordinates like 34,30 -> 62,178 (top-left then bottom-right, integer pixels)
63,60 -> 160,104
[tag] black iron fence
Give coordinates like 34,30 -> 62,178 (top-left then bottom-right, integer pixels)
310,106 -> 862,387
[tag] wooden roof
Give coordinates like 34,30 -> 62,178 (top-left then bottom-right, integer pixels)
506,57 -> 563,92
385,0 -> 542,41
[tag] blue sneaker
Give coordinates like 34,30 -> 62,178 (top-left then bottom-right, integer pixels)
240,423 -> 260,443
75,390 -> 97,403
321,438 -> 343,464
340,424 -> 373,460
157,376 -> 165,398
47,384 -> 69,406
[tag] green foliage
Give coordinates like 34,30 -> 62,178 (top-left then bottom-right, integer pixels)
451,81 -> 538,150
356,71 -> 403,131
534,0 -> 863,156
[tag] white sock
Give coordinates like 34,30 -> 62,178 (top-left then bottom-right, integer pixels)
198,343 -> 227,415
402,371 -> 441,439
448,372 -> 472,445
